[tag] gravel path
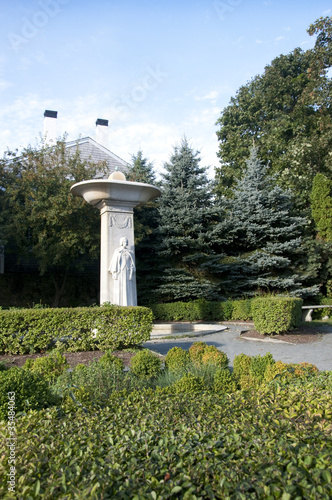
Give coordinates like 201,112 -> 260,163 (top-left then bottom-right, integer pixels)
144,324 -> 332,371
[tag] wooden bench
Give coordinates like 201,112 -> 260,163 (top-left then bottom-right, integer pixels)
302,305 -> 332,322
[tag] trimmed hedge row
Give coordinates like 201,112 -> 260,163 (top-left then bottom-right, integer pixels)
0,306 -> 153,354
252,296 -> 303,334
151,297 -> 304,335
150,299 -> 247,321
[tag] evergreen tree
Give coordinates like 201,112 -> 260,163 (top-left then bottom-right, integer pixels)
126,150 -> 161,304
127,150 -> 156,184
213,148 -> 317,297
157,138 -> 217,301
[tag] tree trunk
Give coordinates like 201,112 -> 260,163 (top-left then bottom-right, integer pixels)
52,270 -> 68,308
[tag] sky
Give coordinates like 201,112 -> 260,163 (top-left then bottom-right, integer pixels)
0,0 -> 331,178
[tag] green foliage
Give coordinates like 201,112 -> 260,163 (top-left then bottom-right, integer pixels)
0,367 -> 59,420
249,352 -> 275,383
127,149 -> 156,184
265,360 -> 319,383
99,352 -> 124,371
173,372 -> 205,393
252,296 -> 303,334
0,361 -> 7,371
212,148 -> 312,297
23,351 -> 68,382
213,368 -> 238,393
311,173 -> 332,241
54,361 -> 150,409
231,298 -> 253,321
0,138 -> 107,307
126,150 -> 162,304
233,353 -> 252,380
165,346 -> 190,373
164,342 -> 231,371
0,305 -> 153,354
201,345 -> 229,369
1,373 -> 331,498
188,341 -> 208,365
130,350 -> 162,379
150,299 -> 234,321
157,138 -> 217,301
215,21 -> 332,209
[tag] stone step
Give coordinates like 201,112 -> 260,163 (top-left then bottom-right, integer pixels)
151,323 -> 228,338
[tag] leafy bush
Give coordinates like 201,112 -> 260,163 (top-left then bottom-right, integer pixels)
188,341 -> 208,365
0,306 -> 153,354
0,368 -> 59,420
252,296 -> 303,335
265,360 -> 319,383
0,361 -> 7,371
188,342 -> 229,370
233,353 -> 252,380
54,361 -> 149,408
233,353 -> 275,389
249,352 -> 275,383
23,351 -> 69,382
213,368 -> 238,393
173,373 -> 205,393
165,346 -> 190,373
231,299 -> 253,321
99,352 -> 124,371
130,350 -> 162,379
2,373 -> 332,498
201,345 -> 229,369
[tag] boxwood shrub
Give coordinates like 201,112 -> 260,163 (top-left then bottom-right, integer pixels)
150,299 -> 234,321
0,367 -> 59,419
252,296 -> 303,335
1,373 -> 331,498
0,306 -> 153,354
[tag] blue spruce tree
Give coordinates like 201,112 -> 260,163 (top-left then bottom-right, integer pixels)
214,147 -> 316,297
157,138 -> 217,301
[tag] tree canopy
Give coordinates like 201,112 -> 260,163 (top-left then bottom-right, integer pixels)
0,139 -> 107,306
215,16 -> 332,209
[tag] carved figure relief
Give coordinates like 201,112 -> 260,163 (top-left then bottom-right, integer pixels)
109,237 -> 136,306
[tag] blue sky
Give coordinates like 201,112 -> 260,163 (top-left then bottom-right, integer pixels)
0,0 -> 331,177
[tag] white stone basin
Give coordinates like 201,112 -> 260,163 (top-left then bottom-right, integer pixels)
70,179 -> 161,207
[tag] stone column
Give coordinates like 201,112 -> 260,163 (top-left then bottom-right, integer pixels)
97,200 -> 137,306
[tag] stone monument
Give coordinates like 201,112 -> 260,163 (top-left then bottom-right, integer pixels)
70,171 -> 161,306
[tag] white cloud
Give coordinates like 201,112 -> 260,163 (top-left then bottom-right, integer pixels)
274,36 -> 285,43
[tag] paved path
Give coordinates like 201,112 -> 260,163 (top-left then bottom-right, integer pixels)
144,323 -> 332,371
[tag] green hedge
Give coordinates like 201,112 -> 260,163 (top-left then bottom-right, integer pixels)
150,299 -> 254,321
252,296 -> 303,335
1,374 -> 331,498
0,306 -> 153,354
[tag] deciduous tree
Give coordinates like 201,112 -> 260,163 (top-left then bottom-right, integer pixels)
0,139 -> 107,306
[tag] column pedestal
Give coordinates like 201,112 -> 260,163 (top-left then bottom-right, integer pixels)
97,200 -> 137,306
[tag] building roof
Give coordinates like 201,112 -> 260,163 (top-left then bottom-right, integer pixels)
65,136 -> 129,176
